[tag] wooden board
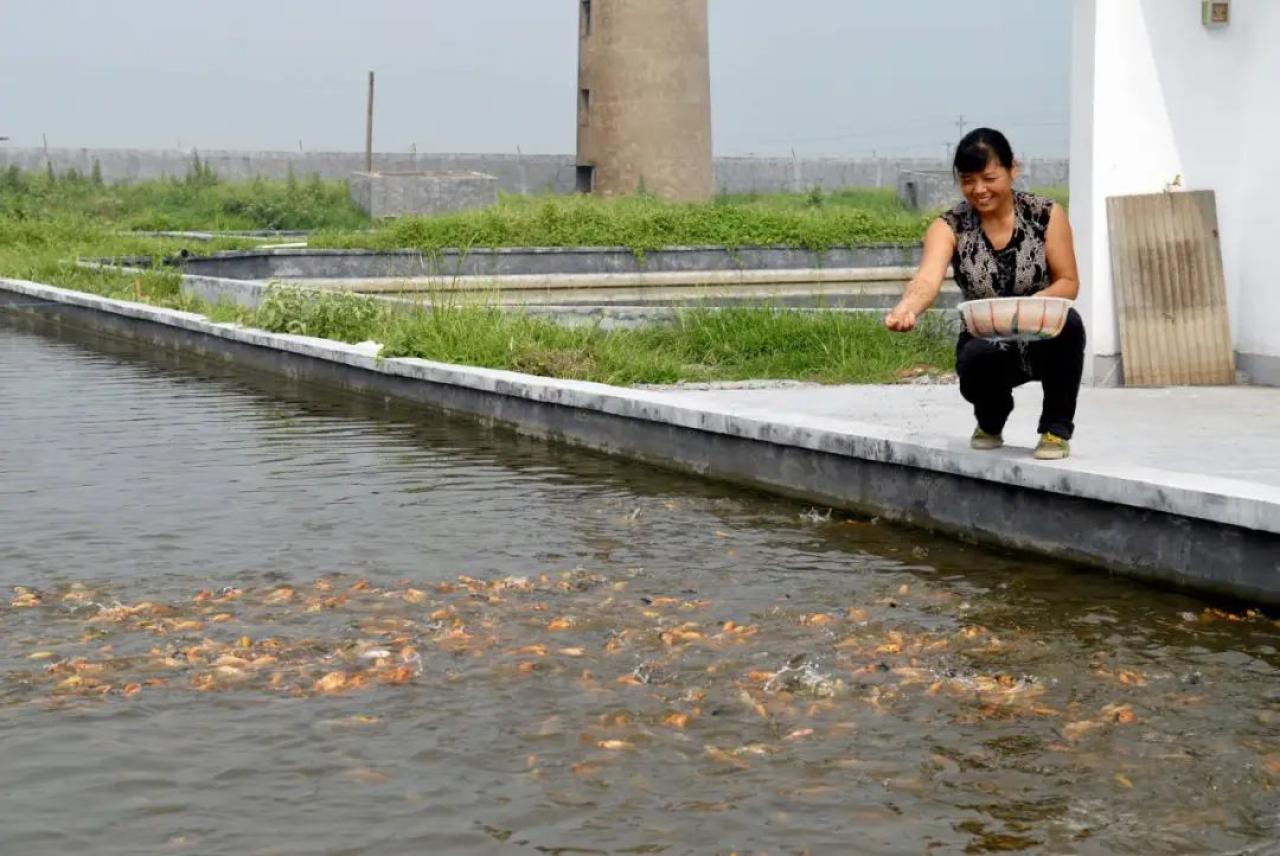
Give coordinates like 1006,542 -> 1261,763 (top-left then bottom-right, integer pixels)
1106,190 -> 1235,386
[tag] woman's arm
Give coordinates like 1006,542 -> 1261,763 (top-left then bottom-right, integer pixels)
885,218 -> 955,332
1040,203 -> 1080,300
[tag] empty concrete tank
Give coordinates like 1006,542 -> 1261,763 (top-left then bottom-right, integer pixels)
575,0 -> 713,201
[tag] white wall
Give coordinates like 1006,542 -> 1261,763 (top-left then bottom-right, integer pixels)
1233,3 -> 1280,360
1070,0 -> 1278,383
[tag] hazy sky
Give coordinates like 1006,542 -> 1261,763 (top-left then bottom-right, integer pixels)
0,1 -> 1072,158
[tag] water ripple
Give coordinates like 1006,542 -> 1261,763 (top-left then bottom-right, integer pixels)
2,313 -> 1279,855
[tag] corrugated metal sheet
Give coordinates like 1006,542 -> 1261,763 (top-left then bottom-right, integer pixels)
1107,190 -> 1235,386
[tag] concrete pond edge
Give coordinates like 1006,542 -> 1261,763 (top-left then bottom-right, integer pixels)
157,244 -> 929,281
3,276 -> 1278,602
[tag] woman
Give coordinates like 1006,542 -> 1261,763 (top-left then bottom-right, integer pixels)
885,128 -> 1085,460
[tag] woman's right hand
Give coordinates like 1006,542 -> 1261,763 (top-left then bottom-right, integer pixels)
884,304 -> 917,332
885,219 -> 955,334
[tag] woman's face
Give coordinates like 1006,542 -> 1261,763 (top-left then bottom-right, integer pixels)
958,157 -> 1018,214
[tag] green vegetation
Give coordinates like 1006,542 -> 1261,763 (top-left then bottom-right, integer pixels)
311,189 -> 932,256
0,210 -> 246,311
1033,185 -> 1070,209
0,169 -> 955,385
0,162 -> 368,231
0,164 -> 357,308
312,186 -> 1070,257
716,186 -> 920,215
239,283 -> 389,343
227,285 -> 954,386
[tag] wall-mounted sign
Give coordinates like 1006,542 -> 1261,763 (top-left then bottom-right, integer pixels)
1203,1 -> 1230,27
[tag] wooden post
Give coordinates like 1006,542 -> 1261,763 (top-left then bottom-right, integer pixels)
365,71 -> 375,173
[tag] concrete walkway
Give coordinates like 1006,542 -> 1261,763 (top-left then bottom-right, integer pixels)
656,383 -> 1280,490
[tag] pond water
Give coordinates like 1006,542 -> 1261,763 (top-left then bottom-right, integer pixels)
2,310 -> 1278,855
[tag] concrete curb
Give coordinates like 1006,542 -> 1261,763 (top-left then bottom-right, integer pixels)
81,263 -> 960,318
3,276 -> 1277,601
125,230 -> 315,241
162,244 -> 928,280
288,266 -> 938,293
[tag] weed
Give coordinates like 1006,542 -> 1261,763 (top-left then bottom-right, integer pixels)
0,177 -> 957,385
312,190 -> 932,257
254,284 -> 390,342
0,168 -> 368,231
366,301 -> 954,386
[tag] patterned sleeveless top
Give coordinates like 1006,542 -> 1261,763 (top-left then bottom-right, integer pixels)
939,191 -> 1055,300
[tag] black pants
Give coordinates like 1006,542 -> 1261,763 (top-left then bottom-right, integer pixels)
955,308 -> 1086,440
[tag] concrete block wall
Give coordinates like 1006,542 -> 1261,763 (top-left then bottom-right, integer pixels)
0,147 -> 1068,196
896,170 -> 962,212
716,155 -> 1069,195
0,148 -> 577,193
896,165 -> 1068,212
348,171 -> 499,218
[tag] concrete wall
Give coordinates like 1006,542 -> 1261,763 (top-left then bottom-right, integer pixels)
895,167 -> 1065,213
576,0 -> 714,200
0,149 -> 576,194
0,147 -> 1067,196
722,156 -> 1069,197
169,245 -> 925,280
1070,0 -> 1280,385
896,170 -> 960,213
348,171 -> 498,218
1233,3 -> 1280,384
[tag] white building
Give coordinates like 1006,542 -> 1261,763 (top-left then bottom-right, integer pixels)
1070,0 -> 1279,386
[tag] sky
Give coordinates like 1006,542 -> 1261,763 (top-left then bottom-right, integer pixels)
0,0 -> 1072,158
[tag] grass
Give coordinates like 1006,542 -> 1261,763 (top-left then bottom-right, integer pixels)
229,285 -> 955,386
0,211 -> 252,311
1034,185 -> 1070,209
312,186 -> 1069,258
311,188 -> 933,256
0,163 -> 369,231
0,169 -> 956,385
0,228 -> 956,386
0,165 -> 358,307
716,186 -> 921,215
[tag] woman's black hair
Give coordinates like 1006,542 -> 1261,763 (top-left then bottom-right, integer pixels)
953,128 -> 1015,176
